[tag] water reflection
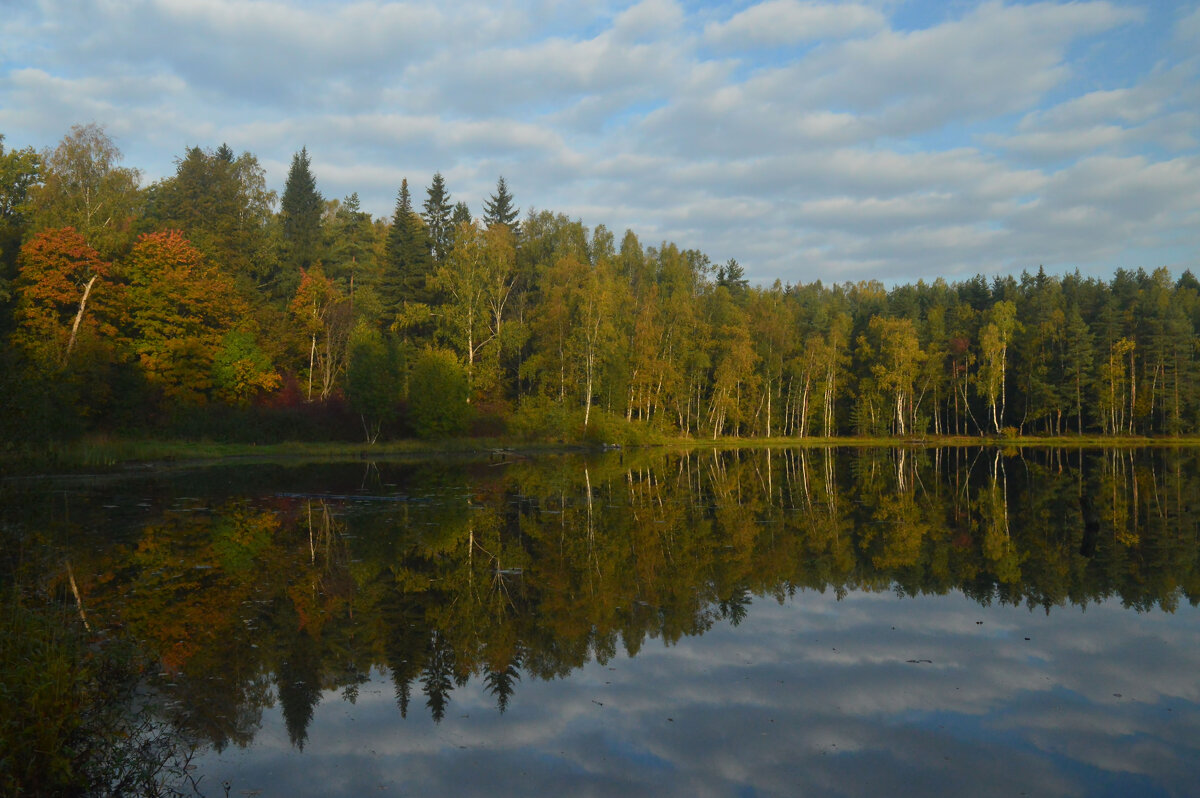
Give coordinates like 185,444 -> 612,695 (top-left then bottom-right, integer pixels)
5,447 -> 1200,795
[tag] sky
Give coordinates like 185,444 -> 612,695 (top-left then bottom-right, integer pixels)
1,0 -> 1198,287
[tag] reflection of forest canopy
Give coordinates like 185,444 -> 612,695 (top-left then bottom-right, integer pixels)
15,448 -> 1200,745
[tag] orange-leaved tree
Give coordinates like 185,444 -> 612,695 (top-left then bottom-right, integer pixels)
122,230 -> 249,404
13,226 -> 117,368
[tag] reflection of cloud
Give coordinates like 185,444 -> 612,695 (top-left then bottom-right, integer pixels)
190,591 -> 1200,797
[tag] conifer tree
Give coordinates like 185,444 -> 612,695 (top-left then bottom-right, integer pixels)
280,146 -> 323,285
422,172 -> 453,263
483,176 -> 519,235
451,201 -> 472,228
381,179 -> 431,311
447,201 -> 473,250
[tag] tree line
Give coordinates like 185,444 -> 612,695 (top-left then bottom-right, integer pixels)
3,124 -> 1200,444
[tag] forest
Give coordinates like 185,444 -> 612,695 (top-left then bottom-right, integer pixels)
3,123 -> 1199,447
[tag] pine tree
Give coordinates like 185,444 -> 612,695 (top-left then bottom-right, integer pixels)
483,176 -> 519,234
422,172 -> 453,263
381,179 -> 431,311
280,147 -> 323,284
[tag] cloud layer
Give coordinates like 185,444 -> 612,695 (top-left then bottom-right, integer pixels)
1,0 -> 1196,285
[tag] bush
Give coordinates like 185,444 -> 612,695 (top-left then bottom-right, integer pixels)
509,395 -> 572,442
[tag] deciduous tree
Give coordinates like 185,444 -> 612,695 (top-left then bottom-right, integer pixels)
289,266 -> 352,402
122,230 -> 247,404
0,134 -> 42,300
29,124 -> 141,259
13,227 -> 115,368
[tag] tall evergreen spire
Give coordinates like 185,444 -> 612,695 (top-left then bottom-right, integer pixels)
483,176 -> 519,234
280,146 -> 323,275
381,178 -> 431,310
422,172 -> 453,263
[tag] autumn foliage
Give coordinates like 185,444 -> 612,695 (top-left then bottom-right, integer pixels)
122,230 -> 248,403
14,227 -> 115,367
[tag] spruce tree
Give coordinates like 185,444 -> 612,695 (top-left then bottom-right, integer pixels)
422,172 -> 453,263
381,178 -> 431,311
447,201 -> 473,251
280,146 -> 324,286
451,201 -> 472,228
147,144 -> 274,288
483,176 -> 519,234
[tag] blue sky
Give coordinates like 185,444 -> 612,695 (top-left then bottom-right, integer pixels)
1,0 -> 1197,286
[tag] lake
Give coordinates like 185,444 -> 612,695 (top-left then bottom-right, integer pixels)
4,447 -> 1199,796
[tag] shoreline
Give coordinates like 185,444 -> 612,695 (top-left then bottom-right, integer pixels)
7,433 -> 1200,476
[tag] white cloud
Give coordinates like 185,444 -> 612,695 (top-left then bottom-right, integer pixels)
0,0 -> 1194,286
1176,4 -> 1200,44
704,1 -> 886,47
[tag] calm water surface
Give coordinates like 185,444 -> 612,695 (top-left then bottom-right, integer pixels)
5,448 -> 1199,796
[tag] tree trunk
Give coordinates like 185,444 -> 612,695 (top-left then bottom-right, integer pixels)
63,274 -> 98,368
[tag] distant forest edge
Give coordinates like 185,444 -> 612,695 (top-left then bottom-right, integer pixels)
2,124 -> 1199,448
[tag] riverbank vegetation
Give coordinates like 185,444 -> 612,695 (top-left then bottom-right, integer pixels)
4,126 -> 1200,457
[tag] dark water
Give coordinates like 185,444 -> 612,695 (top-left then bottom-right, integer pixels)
5,447 -> 1200,796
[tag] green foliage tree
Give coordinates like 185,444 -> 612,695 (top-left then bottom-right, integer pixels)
0,134 -> 42,305
147,144 -> 277,293
28,124 -> 141,259
867,315 -> 926,435
431,221 -> 517,402
212,329 -> 280,405
408,348 -> 470,437
347,324 -> 402,443
323,192 -> 383,298
979,300 -> 1018,433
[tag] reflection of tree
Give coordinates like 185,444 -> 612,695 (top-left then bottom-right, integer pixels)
276,617 -> 323,750
979,451 -> 1021,585
485,660 -> 522,714
381,588 -> 430,719
29,446 -> 1200,740
421,630 -> 456,723
717,587 -> 751,626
